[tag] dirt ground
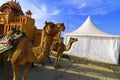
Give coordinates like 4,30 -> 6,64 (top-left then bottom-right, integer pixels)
0,56 -> 120,80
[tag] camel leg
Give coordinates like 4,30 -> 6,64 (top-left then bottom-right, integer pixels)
31,63 -> 34,68
12,63 -> 21,80
41,56 -> 52,66
55,51 -> 63,69
22,62 -> 32,80
54,54 -> 59,69
54,58 -> 58,69
41,50 -> 53,66
59,50 -> 64,66
4,54 -> 11,80
47,56 -> 52,63
57,55 -> 61,68
48,50 -> 53,63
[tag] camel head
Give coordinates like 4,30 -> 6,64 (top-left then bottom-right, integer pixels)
44,21 -> 66,35
70,37 -> 78,43
55,23 -> 66,32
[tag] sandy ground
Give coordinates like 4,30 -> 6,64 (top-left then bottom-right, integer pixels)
0,57 -> 120,80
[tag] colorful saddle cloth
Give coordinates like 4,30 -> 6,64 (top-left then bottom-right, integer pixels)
0,30 -> 25,54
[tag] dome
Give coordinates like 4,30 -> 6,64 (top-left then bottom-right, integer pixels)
0,0 -> 24,15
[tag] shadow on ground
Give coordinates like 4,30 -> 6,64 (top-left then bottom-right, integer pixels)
0,57 -> 120,80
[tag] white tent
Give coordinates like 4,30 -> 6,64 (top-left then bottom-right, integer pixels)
64,16 -> 120,64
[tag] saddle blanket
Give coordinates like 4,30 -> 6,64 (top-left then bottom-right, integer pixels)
0,30 -> 25,54
0,45 -> 13,54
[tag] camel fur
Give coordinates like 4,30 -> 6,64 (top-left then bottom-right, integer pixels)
11,21 -> 65,80
0,28 -> 17,80
50,37 -> 78,69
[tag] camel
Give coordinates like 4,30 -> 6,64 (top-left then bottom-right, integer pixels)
11,21 -> 65,80
50,37 -> 78,69
0,51 -> 11,80
0,28 -> 17,80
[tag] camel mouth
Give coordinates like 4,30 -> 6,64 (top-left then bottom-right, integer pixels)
58,23 -> 66,32
62,28 -> 65,31
60,26 -> 65,32
76,38 -> 78,41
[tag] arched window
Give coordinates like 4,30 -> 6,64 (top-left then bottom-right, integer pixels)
15,25 -> 17,29
8,25 -> 10,31
23,19 -> 25,23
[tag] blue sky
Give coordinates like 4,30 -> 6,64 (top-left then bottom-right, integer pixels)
0,0 -> 120,36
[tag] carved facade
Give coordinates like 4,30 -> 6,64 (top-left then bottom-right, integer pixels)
0,0 -> 61,46
0,0 -> 35,40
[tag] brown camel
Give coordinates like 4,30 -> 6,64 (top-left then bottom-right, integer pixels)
0,51 -> 11,80
0,28 -> 16,80
11,21 -> 65,80
50,37 -> 78,69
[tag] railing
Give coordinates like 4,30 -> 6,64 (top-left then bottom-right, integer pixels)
4,24 -> 22,35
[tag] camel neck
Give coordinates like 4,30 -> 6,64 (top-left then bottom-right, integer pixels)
65,40 -> 73,51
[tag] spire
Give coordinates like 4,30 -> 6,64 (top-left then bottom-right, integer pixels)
87,15 -> 91,18
67,15 -> 113,37
86,15 -> 92,22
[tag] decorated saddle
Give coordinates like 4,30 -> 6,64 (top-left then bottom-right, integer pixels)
0,30 -> 26,54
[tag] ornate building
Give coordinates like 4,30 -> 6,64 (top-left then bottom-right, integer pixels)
0,0 -> 35,41
0,0 -> 61,46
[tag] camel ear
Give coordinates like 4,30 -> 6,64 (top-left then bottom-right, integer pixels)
45,21 -> 47,24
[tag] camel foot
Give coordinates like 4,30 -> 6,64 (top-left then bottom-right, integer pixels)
58,64 -> 61,68
54,65 -> 58,69
41,59 -> 52,66
30,63 -> 34,68
41,62 -> 45,66
54,64 -> 61,69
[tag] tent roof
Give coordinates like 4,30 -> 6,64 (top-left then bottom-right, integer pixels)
66,16 -> 120,37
